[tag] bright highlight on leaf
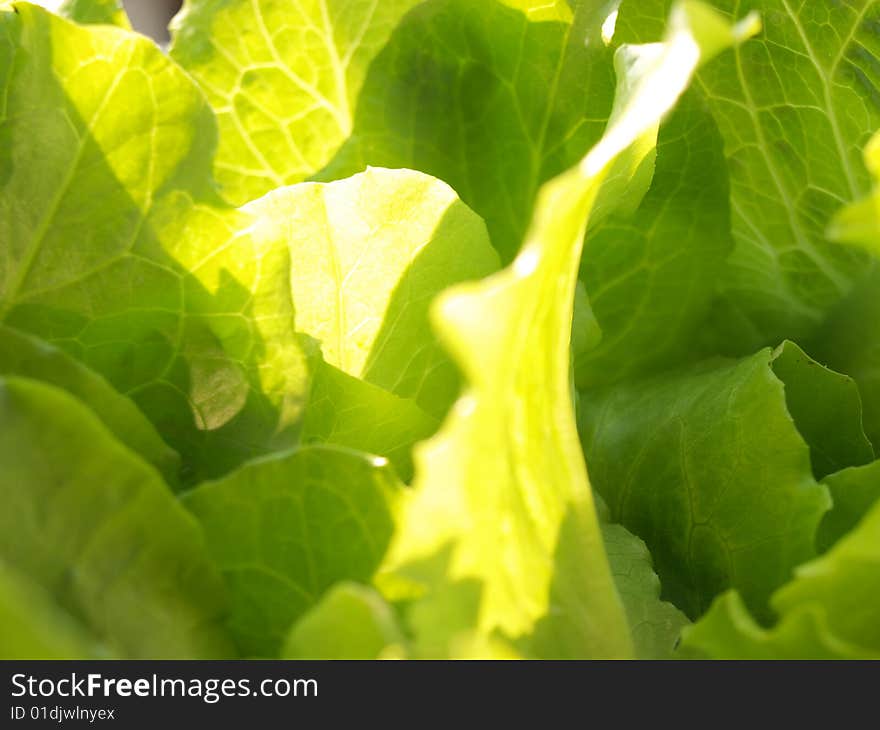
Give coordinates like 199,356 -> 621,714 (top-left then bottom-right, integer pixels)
169,0 -> 424,205
377,0 -> 757,659
1,0 -> 879,660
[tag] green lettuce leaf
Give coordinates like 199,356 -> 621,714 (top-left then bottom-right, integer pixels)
280,524 -> 690,659
182,445 -> 402,657
169,0 -> 424,205
580,346 -> 843,620
618,0 -> 880,352
1,7 -> 490,482
681,591 -> 876,659
0,376 -> 233,658
313,0 -> 739,382
770,340 -> 873,479
317,0 -> 619,261
684,492 -> 880,658
576,89 -> 733,387
0,325 -> 180,485
378,1 -> 758,658
500,0 -> 576,22
256,167 -> 500,419
54,0 -> 129,27
9,0 -> 130,27
816,132 -> 880,452
773,499 -> 880,650
5,0 -> 876,662
0,560 -> 105,659
301,361 -> 438,482
171,0 -> 730,390
0,4 -> 315,481
817,459 -> 880,552
808,267 -> 880,455
602,524 -> 690,659
829,130 -> 880,255
282,582 -> 406,660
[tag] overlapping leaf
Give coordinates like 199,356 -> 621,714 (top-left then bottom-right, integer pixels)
258,168 -> 499,419
170,0 -> 742,391
812,131 -> 880,452
1,6 -> 492,482
817,459 -> 880,553
301,361 -> 438,482
0,376 -> 233,658
0,560 -> 104,659
54,0 -> 128,26
282,582 -> 406,660
169,0 -> 424,205
183,446 -> 402,656
579,343 -> 872,620
0,325 -> 180,484
500,0 -> 575,22
3,0 -> 879,662
681,591 -> 876,659
0,4 -> 313,480
685,475 -> 880,659
602,524 -> 690,659
618,0 -> 880,352
808,268 -> 880,454
378,1 -> 758,658
317,0 -> 619,261
576,89 -> 733,386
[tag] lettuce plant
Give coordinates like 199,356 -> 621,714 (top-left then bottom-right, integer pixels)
0,0 -> 878,659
